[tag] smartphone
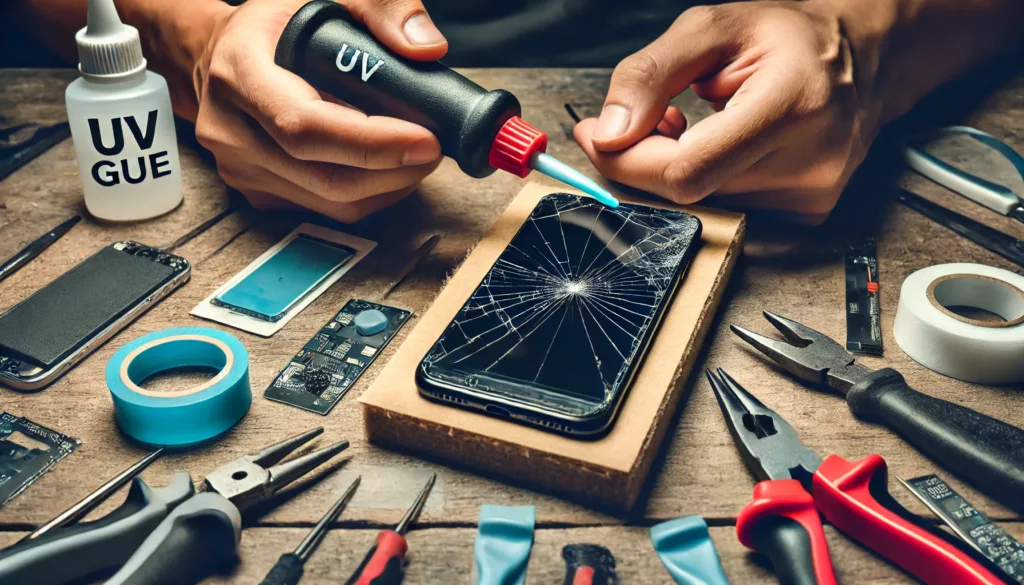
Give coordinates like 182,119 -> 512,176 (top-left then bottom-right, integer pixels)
417,193 -> 702,437
210,233 -> 355,322
0,241 -> 190,391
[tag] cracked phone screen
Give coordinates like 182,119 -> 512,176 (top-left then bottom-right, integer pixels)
419,193 -> 701,415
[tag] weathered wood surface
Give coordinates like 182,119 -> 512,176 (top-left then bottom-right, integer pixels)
0,67 -> 1022,583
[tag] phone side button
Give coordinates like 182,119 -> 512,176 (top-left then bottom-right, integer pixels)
485,404 -> 512,418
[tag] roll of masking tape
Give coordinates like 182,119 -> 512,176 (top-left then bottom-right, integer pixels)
106,327 -> 251,447
894,263 -> 1024,384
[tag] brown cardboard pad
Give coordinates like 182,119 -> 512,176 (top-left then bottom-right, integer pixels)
361,183 -> 745,509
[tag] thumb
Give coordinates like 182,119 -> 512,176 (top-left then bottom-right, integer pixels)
591,6 -> 742,152
340,0 -> 448,61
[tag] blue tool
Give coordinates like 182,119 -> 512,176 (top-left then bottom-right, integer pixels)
902,125 -> 1024,224
650,516 -> 731,585
106,327 -> 251,447
474,505 -> 536,585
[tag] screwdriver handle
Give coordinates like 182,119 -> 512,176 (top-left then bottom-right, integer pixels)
259,553 -> 305,585
813,454 -> 1006,585
345,531 -> 407,585
737,480 -> 836,585
0,473 -> 193,585
105,492 -> 241,585
846,368 -> 1024,515
561,544 -> 617,585
276,0 -> 521,178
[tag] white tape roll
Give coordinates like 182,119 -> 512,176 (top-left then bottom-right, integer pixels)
894,263 -> 1024,384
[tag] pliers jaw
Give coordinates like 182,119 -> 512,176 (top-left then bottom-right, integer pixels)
202,427 -> 349,512
731,311 -> 866,393
706,369 -> 821,485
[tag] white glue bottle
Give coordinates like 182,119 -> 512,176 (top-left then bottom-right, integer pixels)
65,0 -> 182,221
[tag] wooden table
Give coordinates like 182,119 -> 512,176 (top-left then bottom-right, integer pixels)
1,67 -> 1022,584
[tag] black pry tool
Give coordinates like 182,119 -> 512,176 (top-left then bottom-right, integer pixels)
259,476 -> 361,585
732,311 -> 1024,516
897,189 -> 1024,268
0,215 -> 81,284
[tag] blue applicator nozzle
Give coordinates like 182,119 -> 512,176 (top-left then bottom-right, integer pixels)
530,153 -> 620,208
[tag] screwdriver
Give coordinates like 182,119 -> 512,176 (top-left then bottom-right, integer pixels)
259,476 -> 361,585
275,0 -> 619,208
345,473 -> 436,585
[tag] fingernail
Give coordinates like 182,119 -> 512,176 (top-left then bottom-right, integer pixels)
403,139 -> 439,165
403,13 -> 446,47
592,104 -> 631,141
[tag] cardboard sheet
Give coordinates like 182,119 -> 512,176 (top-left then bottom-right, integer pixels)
361,183 -> 745,509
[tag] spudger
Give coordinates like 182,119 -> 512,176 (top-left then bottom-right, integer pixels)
0,215 -> 80,284
345,474 -> 435,585
21,448 -> 163,542
259,476 -> 361,585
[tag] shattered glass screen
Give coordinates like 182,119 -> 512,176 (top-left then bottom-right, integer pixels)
420,193 -> 701,406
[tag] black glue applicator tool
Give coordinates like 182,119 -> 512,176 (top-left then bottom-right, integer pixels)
275,0 -> 619,207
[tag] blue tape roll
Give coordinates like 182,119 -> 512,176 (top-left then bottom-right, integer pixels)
106,327 -> 251,447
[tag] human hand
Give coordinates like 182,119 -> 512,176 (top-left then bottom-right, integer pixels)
574,1 -> 881,224
192,0 -> 448,222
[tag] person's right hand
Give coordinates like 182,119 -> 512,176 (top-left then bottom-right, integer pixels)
192,0 -> 448,222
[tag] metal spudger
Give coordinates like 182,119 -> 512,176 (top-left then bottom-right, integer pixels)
22,448 -> 164,542
395,473 -> 435,535
259,476 -> 362,585
346,473 -> 436,585
897,189 -> 1024,268
0,215 -> 81,284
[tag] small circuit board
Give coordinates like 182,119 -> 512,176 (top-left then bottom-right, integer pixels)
901,474 -> 1024,583
1,412 -> 80,506
845,237 -> 882,355
264,299 -> 411,415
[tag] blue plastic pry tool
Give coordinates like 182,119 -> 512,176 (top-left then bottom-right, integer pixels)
474,505 -> 536,585
650,515 -> 732,585
531,152 -> 620,208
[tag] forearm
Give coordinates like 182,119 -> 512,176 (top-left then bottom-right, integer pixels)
822,0 -> 1024,127
17,0 -> 232,120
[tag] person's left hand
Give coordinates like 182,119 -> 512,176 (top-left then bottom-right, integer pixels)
574,1 -> 883,224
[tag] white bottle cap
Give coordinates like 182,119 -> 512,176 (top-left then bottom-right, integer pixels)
75,0 -> 146,80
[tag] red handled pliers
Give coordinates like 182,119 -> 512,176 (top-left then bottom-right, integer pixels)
706,368 -> 1009,585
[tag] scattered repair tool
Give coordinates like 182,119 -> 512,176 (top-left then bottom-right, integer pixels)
732,311 -> 1024,517
275,0 -> 618,208
649,516 -> 730,585
706,368 -> 1008,585
0,215 -> 80,285
897,189 -> 1024,268
0,427 -> 348,585
260,476 -> 361,585
21,448 -> 163,542
902,126 -> 1024,225
561,544 -> 618,585
345,473 -> 434,585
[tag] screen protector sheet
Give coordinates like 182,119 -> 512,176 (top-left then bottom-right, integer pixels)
419,193 -> 701,413
192,223 -> 375,337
